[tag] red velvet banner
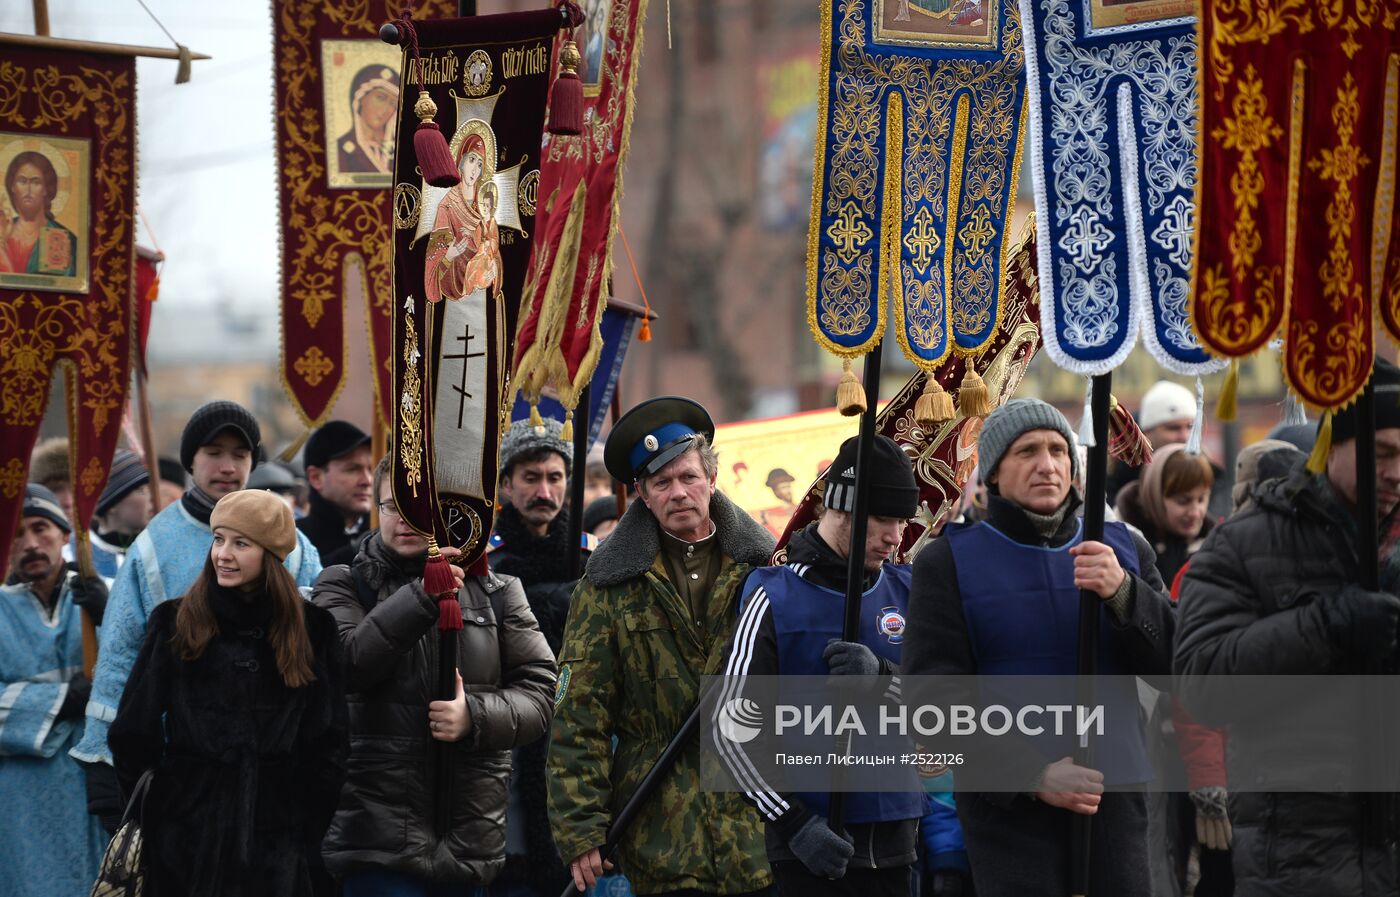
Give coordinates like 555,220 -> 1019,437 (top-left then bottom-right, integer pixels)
0,49 -> 136,553
390,10 -> 563,568
274,0 -> 457,432
774,221 -> 1042,561
514,0 -> 648,431
1191,2 -> 1400,411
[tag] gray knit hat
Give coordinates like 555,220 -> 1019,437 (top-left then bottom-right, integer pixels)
499,417 -> 571,477
978,398 -> 1079,484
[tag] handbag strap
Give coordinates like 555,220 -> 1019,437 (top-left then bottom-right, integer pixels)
119,769 -> 156,829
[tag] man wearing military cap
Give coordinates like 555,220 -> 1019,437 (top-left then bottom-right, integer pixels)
548,397 -> 775,897
297,419 -> 374,567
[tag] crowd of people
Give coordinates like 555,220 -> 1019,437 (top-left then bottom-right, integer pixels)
2,360 -> 1397,897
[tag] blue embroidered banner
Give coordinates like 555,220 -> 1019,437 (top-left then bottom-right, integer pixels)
1021,0 -> 1219,375
807,0 -> 1028,373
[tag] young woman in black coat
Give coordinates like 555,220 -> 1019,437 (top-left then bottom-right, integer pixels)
110,490 -> 348,897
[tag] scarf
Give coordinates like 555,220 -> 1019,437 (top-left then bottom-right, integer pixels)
181,485 -> 219,525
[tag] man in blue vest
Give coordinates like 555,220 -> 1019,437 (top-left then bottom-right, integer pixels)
716,434 -> 962,896
901,398 -> 1175,896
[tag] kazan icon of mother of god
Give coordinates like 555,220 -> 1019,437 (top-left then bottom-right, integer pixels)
424,130 -> 502,303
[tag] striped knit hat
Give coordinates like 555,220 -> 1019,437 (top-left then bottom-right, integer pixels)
823,434 -> 919,519
96,449 -> 150,516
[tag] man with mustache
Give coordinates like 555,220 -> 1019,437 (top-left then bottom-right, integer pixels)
71,400 -> 323,831
549,397 -> 775,897
1175,358 -> 1400,895
902,398 -> 1175,896
0,485 -> 107,897
485,417 -> 593,897
297,420 -> 375,566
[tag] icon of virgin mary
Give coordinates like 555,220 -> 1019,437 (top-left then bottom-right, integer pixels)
424,130 -> 502,303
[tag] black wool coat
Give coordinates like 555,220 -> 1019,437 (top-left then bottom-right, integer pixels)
109,588 -> 348,897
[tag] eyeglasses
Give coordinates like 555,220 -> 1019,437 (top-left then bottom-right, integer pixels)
377,501 -> 402,518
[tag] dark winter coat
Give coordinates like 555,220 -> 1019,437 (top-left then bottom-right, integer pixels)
296,490 -> 368,568
312,533 -> 555,885
903,490 -> 1175,896
1174,468 -> 1400,896
1114,479 -> 1216,585
486,505 -> 585,890
109,588 -> 348,897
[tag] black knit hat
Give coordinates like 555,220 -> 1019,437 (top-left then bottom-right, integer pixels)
823,434 -> 919,519
180,401 -> 261,473
582,495 -> 620,533
157,456 -> 187,487
1330,359 -> 1400,444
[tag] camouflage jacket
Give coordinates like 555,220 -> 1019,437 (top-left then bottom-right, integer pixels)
548,491 -> 775,895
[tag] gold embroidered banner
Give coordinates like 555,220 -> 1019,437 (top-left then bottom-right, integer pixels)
1190,1 -> 1400,411
274,0 -> 456,431
807,0 -> 1028,380
0,49 -> 136,559
514,0 -> 648,436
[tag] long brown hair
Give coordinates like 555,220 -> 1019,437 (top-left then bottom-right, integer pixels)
171,553 -> 316,688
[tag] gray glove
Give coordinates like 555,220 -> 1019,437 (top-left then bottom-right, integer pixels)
824,639 -> 881,676
1323,586 -> 1400,662
788,815 -> 854,879
1190,785 -> 1232,851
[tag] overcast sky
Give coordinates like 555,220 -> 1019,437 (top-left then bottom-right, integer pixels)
2,1 -> 281,310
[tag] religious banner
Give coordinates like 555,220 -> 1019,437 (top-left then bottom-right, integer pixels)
1191,3 -> 1400,417
0,48 -> 136,558
1020,0 -> 1218,376
273,0 -> 457,433
780,218 -> 1042,561
514,0 -> 648,438
390,9 -> 563,566
808,0 -> 1028,411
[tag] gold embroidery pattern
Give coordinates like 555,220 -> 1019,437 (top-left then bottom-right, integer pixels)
0,458 -> 24,500
809,0 -> 1024,367
79,456 -> 105,497
398,304 -> 424,498
294,346 -> 337,387
0,62 -> 132,437
1211,67 -> 1281,279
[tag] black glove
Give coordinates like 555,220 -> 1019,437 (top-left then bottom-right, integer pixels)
69,576 -> 109,627
83,761 -> 125,835
58,675 -> 90,721
1323,585 -> 1400,662
925,870 -> 973,897
787,815 -> 854,879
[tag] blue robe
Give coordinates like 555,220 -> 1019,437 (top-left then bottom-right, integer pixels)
71,499 -> 321,765
0,574 -> 106,897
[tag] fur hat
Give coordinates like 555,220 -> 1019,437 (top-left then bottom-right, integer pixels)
499,417 -> 572,478
210,490 -> 297,561
29,437 -> 70,487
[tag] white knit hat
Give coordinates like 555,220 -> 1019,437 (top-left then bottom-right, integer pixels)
1138,380 -> 1195,432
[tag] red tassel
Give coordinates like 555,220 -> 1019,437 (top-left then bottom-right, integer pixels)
413,93 -> 460,188
422,539 -> 458,596
548,40 -> 584,136
437,595 -> 463,631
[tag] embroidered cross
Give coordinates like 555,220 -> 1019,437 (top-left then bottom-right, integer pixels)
1059,206 -> 1113,274
961,204 -> 995,264
903,206 -> 941,275
828,201 -> 873,264
442,322 -> 486,429
294,346 -> 335,387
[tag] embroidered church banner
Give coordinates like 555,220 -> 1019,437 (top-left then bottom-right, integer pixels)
807,0 -> 1028,374
274,0 -> 457,432
779,218 -> 1042,561
0,49 -> 136,560
1190,2 -> 1400,410
1021,0 -> 1218,376
514,0 -> 648,434
390,10 -> 560,565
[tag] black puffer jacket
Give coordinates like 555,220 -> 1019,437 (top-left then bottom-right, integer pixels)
1174,468 -> 1400,896
312,533 -> 556,884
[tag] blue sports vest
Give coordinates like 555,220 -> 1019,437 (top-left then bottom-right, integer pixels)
943,518 -> 1153,785
742,564 -> 927,824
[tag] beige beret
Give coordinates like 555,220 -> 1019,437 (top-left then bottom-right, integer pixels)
210,490 -> 297,560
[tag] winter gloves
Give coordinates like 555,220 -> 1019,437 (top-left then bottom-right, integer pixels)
788,814 -> 854,879
1190,785 -> 1232,851
1323,585 -> 1400,663
823,639 -> 881,676
69,575 -> 108,626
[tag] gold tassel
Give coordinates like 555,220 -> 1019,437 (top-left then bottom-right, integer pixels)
560,409 -> 574,442
528,401 -> 544,429
958,367 -> 991,418
1216,359 -> 1240,422
836,358 -> 867,416
914,375 -> 956,427
1307,410 -> 1332,474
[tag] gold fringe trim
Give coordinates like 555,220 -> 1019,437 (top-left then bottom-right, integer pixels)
512,180 -> 589,413
1307,409 -> 1332,474
836,358 -> 867,416
1216,359 -> 1240,422
958,366 -> 990,418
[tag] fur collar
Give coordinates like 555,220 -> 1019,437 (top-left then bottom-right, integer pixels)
584,490 -> 774,587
